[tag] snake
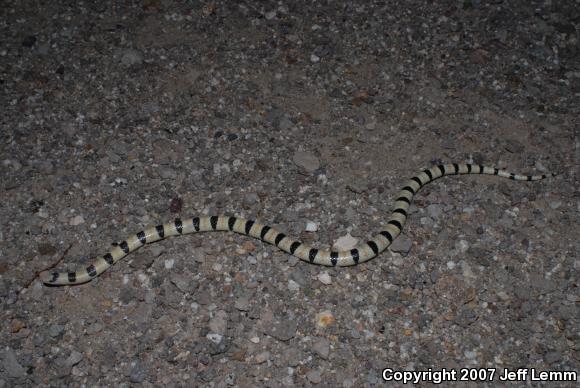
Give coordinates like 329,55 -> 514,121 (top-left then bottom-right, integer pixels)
40,163 -> 554,285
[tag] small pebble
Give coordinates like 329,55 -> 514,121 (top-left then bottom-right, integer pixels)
504,139 -> 524,153
150,245 -> 165,257
317,272 -> 332,285
263,319 -> 297,341
254,351 -> 270,364
242,240 -> 256,252
389,234 -> 412,255
306,369 -> 322,383
427,204 -> 443,219
1,348 -> 26,378
365,119 -> 376,130
86,323 -> 103,334
462,206 -> 475,214
292,151 -> 320,172
243,192 -> 260,206
65,351 -> 83,367
158,166 -> 177,180
312,337 -> 330,359
129,360 -> 147,383
333,234 -> 358,251
249,336 -> 260,344
315,311 -> 335,328
234,297 -> 250,311
170,274 -> 197,294
10,319 -> 25,333
48,324 -> 65,337
209,311 -> 228,335
120,49 -> 143,66
288,279 -> 300,291
69,215 -> 85,226
455,239 -> 470,253
464,350 -> 477,359
305,221 -> 318,232
33,334 -> 46,346
279,117 -> 293,131
206,333 -> 223,344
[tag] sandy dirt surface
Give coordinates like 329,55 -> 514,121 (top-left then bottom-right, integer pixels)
1,1 -> 577,386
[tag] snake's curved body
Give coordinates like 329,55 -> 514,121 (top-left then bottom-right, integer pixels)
41,163 -> 553,286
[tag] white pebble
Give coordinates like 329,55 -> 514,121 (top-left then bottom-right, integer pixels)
310,53 -> 320,62
164,259 -> 175,269
250,336 -> 260,344
305,221 -> 318,232
206,333 -> 223,344
462,206 -> 475,214
318,272 -> 332,285
446,261 -> 456,269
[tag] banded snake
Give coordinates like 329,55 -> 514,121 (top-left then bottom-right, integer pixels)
41,163 -> 553,285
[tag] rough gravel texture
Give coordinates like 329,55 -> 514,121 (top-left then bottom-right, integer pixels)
1,1 -> 578,387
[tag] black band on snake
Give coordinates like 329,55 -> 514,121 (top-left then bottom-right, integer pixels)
40,163 -> 554,286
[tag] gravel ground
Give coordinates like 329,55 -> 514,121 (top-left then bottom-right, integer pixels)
1,0 -> 578,386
